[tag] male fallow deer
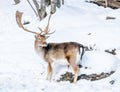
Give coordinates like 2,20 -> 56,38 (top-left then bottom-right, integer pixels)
16,11 -> 85,83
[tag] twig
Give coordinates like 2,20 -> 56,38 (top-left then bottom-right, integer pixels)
26,0 -> 38,16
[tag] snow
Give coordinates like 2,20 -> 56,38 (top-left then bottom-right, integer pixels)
81,51 -> 119,74
0,0 -> 120,92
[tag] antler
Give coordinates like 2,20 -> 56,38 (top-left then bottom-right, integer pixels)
16,10 -> 38,34
16,10 -> 55,36
42,14 -> 55,36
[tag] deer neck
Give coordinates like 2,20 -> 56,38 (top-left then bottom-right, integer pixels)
34,41 -> 47,58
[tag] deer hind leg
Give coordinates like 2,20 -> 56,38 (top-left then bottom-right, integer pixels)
72,65 -> 79,83
68,56 -> 79,83
46,62 -> 52,81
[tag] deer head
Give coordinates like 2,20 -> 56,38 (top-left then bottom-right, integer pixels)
16,10 -> 55,46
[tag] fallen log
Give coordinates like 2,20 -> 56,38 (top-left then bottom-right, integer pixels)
89,0 -> 120,9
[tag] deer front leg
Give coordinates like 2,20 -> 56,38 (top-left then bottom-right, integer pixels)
46,62 -> 52,81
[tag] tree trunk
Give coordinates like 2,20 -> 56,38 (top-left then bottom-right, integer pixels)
62,0 -> 64,5
51,0 -> 56,14
45,0 -> 51,6
33,0 -> 47,20
56,0 -> 61,8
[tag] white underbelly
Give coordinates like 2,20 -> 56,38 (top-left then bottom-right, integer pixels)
52,58 -> 69,65
52,53 -> 81,65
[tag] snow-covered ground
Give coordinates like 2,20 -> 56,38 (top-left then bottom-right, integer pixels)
0,0 -> 120,92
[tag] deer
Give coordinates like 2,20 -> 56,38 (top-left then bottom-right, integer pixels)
16,11 -> 85,83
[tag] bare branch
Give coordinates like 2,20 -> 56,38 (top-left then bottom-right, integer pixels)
27,0 -> 38,16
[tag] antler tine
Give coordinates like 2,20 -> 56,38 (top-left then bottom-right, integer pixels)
42,14 -> 55,35
38,27 -> 44,34
16,11 -> 38,34
47,30 -> 55,35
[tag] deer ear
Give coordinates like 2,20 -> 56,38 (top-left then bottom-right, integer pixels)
35,35 -> 37,39
46,36 -> 50,39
